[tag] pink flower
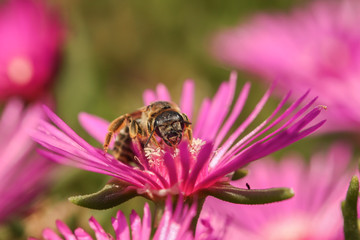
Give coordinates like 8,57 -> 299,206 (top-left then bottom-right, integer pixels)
0,0 -> 64,101
213,0 -> 360,133
0,99 -> 54,223
31,196 -> 217,240
200,143 -> 356,240
33,72 -> 325,205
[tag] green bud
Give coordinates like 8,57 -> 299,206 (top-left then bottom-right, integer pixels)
203,182 -> 294,204
69,181 -> 137,210
231,169 -> 249,181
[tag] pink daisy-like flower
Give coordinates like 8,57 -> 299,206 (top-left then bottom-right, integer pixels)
200,143 -> 357,240
0,99 -> 54,223
30,196 -> 218,240
213,0 -> 360,133
0,0 -> 64,101
33,72 -> 325,208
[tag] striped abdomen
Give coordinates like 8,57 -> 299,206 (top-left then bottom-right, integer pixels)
113,127 -> 134,163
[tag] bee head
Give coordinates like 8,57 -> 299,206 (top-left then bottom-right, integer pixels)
153,111 -> 186,146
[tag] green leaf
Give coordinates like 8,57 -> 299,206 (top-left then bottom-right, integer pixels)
231,169 -> 249,181
203,182 -> 294,204
69,181 -> 138,210
342,176 -> 360,240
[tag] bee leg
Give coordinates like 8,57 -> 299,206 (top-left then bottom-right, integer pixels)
184,126 -> 193,143
104,114 -> 130,152
144,116 -> 160,148
129,120 -> 143,139
181,113 -> 193,143
148,134 -> 160,148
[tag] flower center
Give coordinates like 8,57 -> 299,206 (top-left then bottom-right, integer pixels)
144,138 -> 206,166
7,56 -> 34,85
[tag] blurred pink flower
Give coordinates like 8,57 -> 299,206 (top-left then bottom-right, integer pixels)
0,0 -> 64,101
200,143 -> 356,240
33,72 -> 325,202
31,196 -> 217,240
0,99 -> 53,223
213,0 -> 360,133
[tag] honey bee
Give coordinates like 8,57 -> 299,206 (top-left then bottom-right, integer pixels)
104,101 -> 192,162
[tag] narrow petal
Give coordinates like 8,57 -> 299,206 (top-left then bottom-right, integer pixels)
153,197 -> 172,240
193,98 -> 211,138
220,85 -> 272,152
43,106 -> 95,152
180,80 -> 194,120
210,86 -> 273,168
197,81 -> 230,140
199,118 -> 325,190
42,228 -> 63,240
112,211 -> 131,240
78,112 -> 110,145
202,71 -> 237,141
164,152 -> 178,186
214,82 -> 250,149
156,84 -> 171,101
89,216 -> 111,240
74,228 -> 93,240
130,210 -> 142,240
141,203 -> 152,240
216,91 -> 314,167
185,142 -> 213,193
143,89 -> 157,105
225,92 -> 314,160
55,220 -> 76,240
179,141 -> 190,188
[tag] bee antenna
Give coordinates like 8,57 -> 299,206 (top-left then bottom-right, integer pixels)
184,121 -> 192,125
145,128 -> 156,147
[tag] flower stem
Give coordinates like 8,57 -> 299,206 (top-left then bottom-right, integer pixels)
189,195 -> 206,235
153,200 -> 165,228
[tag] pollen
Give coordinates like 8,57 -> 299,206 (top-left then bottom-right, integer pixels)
144,146 -> 165,168
317,105 -> 328,110
144,138 -> 206,168
190,138 -> 206,157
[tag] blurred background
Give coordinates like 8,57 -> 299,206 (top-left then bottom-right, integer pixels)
0,0 -> 352,239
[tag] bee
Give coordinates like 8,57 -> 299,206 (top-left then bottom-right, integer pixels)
104,101 -> 192,162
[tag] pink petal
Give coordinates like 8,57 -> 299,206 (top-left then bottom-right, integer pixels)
130,210 -> 142,240
156,83 -> 171,101
112,210 -> 130,240
74,228 -> 93,240
55,220 -> 76,240
180,80 -> 194,120
141,203 -> 152,240
193,98 -> 211,138
42,228 -> 63,240
164,152 -> 178,186
143,89 -> 157,105
213,81 -> 250,149
89,216 -> 111,240
78,112 -> 110,146
185,142 -> 213,193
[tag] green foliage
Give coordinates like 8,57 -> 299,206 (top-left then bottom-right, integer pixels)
342,176 -> 360,240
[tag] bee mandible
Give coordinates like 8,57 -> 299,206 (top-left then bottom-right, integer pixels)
104,101 -> 192,161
